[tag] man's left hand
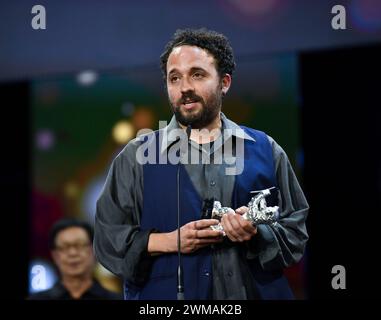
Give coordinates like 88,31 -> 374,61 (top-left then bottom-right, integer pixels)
221,206 -> 257,242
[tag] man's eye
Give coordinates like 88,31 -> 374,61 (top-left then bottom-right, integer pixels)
170,76 -> 179,83
193,73 -> 203,79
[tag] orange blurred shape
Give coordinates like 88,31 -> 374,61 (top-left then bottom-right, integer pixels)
132,107 -> 155,130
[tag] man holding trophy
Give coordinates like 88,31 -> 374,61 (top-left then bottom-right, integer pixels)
94,28 -> 309,300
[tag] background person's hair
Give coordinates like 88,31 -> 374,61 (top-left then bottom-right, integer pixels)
160,28 -> 236,81
49,218 -> 94,250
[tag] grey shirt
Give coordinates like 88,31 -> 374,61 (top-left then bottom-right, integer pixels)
94,113 -> 309,298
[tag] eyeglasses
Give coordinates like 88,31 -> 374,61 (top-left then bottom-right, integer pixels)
55,242 -> 91,253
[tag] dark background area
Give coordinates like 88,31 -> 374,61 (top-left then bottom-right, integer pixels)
301,44 -> 381,298
0,81 -> 30,300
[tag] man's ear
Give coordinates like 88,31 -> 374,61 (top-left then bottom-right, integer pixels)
51,250 -> 59,265
221,73 -> 232,95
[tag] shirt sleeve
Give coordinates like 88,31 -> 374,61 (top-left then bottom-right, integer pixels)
246,136 -> 309,270
93,141 -> 156,286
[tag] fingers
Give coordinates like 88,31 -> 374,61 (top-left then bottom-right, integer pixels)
181,234 -> 223,254
221,214 -> 241,242
235,206 -> 248,215
193,229 -> 222,238
195,237 -> 223,245
236,216 -> 257,234
180,219 -> 223,253
180,214 -> 256,253
192,219 -> 220,230
185,220 -> 222,238
221,213 -> 257,242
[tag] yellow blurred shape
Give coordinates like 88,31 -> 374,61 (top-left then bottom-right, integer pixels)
112,120 -> 134,144
65,181 -> 80,198
94,263 -> 122,293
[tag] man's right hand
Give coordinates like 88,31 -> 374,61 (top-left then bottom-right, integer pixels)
148,219 -> 223,255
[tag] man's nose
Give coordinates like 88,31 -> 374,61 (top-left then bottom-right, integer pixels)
180,77 -> 194,94
67,247 -> 79,255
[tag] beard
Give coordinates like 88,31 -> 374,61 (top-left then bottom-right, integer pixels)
169,87 -> 222,129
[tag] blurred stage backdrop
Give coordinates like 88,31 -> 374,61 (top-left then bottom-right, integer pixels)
1,0 -> 380,298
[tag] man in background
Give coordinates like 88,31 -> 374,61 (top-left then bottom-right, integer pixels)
29,219 -> 122,300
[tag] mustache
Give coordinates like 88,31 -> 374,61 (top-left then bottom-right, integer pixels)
177,92 -> 203,105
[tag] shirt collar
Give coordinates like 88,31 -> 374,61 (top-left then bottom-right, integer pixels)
49,280 -> 107,299
160,112 -> 255,154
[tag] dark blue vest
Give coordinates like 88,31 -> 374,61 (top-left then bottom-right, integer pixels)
124,126 -> 293,300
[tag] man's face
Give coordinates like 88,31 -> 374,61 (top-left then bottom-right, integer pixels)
52,227 -> 94,279
166,45 -> 230,129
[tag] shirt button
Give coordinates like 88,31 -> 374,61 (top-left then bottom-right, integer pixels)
203,270 -> 210,276
227,271 -> 233,277
210,181 -> 216,186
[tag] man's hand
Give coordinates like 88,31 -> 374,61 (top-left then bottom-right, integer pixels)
221,206 -> 257,242
148,219 -> 223,255
173,219 -> 223,253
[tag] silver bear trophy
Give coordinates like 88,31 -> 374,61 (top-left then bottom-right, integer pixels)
210,187 -> 279,235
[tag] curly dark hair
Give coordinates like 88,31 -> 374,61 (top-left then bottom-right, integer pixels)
160,28 -> 236,81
